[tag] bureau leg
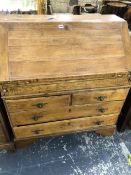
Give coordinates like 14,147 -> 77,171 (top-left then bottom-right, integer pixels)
0,143 -> 15,151
14,139 -> 36,149
95,127 -> 115,137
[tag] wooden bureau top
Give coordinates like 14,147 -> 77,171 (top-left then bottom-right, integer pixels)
0,14 -> 131,82
0,14 -> 125,23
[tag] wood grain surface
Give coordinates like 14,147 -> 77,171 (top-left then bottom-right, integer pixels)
5,95 -> 70,113
1,78 -> 130,97
0,14 -> 130,82
72,88 -> 129,105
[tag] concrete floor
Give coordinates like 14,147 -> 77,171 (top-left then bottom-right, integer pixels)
0,130 -> 131,175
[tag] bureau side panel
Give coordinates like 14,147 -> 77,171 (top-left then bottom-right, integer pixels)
0,24 -> 9,81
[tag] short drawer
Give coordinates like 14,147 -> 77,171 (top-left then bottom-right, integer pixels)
13,114 -> 118,139
9,101 -> 123,126
72,88 -> 129,105
5,95 -> 70,113
71,100 -> 124,117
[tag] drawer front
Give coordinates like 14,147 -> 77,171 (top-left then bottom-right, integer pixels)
5,95 -> 70,113
71,100 -> 124,116
10,107 -> 70,126
9,101 -> 123,127
73,88 -> 129,105
13,114 -> 118,139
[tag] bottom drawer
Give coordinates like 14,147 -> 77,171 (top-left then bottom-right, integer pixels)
13,114 -> 118,139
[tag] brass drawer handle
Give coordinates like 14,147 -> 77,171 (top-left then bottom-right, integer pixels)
96,96 -> 107,101
32,116 -> 43,121
116,74 -> 124,78
98,107 -> 107,113
32,129 -> 44,135
33,102 -> 47,108
95,121 -> 104,125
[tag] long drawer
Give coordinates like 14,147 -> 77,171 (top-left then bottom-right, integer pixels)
9,101 -> 123,126
72,88 -> 129,105
5,95 -> 70,113
13,114 -> 118,139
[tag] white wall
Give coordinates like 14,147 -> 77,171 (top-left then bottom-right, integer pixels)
0,0 -> 36,11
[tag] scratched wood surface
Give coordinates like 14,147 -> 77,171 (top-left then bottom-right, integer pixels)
0,14 -> 130,82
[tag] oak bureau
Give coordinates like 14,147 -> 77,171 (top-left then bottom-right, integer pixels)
0,14 -> 131,142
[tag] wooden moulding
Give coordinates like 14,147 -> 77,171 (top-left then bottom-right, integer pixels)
1,78 -> 131,98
